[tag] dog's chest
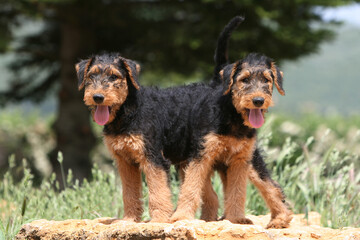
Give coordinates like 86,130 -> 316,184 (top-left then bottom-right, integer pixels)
202,133 -> 256,164
103,134 -> 145,163
221,136 -> 256,164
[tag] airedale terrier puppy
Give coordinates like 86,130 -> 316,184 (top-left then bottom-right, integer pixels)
75,55 -> 222,223
171,16 -> 292,228
76,55 -> 175,222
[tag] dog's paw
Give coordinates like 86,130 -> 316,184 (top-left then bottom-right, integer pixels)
121,217 -> 139,222
266,214 -> 292,229
226,217 -> 254,225
149,217 -> 170,223
170,212 -> 194,223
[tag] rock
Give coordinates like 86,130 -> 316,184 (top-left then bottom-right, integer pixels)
16,212 -> 360,240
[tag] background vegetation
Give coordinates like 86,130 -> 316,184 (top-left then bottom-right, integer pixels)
0,1 -> 359,239
1,0 -> 359,181
0,112 -> 359,239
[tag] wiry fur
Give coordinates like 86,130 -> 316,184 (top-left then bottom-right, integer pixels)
75,16 -> 291,228
212,16 -> 244,85
172,16 -> 292,228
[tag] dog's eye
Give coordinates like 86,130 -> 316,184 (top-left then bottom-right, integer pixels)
109,75 -> 118,81
264,78 -> 270,83
242,78 -> 249,83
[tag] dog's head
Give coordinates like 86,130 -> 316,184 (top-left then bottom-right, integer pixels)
75,53 -> 140,125
220,53 -> 285,129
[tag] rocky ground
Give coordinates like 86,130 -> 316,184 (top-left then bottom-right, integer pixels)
16,212 -> 360,240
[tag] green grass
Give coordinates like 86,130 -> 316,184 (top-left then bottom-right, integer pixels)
0,113 -> 359,239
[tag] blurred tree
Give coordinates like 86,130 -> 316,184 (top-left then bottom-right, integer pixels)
0,0 -> 357,181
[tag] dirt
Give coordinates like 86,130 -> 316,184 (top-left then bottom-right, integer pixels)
16,212 -> 360,239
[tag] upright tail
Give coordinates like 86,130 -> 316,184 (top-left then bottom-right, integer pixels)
211,16 -> 244,86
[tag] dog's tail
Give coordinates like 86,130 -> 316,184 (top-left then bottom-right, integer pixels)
211,16 -> 244,87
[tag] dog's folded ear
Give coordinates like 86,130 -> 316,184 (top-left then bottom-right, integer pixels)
119,57 -> 141,90
75,58 -> 93,90
271,62 -> 285,96
220,61 -> 239,95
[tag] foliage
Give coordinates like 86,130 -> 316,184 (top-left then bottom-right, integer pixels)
2,0 -> 359,182
0,110 -> 54,183
1,0 -> 358,103
0,112 -> 359,239
255,115 -> 360,228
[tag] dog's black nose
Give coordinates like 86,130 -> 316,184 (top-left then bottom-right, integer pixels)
252,97 -> 264,107
93,94 -> 104,104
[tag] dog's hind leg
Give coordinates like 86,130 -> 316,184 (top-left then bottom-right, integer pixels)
171,158 -> 214,222
249,149 -> 293,228
200,171 -> 219,221
179,163 -> 219,221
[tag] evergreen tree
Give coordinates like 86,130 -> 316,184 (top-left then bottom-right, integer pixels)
0,0 -> 356,181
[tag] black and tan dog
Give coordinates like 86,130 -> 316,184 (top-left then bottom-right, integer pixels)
171,16 -> 292,228
76,54 -> 223,222
76,54 -> 173,222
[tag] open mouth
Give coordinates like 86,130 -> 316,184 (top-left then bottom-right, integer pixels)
93,105 -> 111,126
246,108 -> 266,128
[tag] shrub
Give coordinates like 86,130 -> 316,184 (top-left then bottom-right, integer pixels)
0,113 -> 359,239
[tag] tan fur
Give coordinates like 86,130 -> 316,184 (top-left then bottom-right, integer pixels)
271,62 -> 285,96
223,137 -> 255,224
83,65 -> 129,124
219,70 -> 224,83
178,161 -> 219,222
263,70 -> 274,93
171,161 -> 213,221
248,166 -> 292,228
123,61 -> 140,90
228,63 -> 275,129
262,70 -> 273,82
105,66 -> 122,77
200,172 -> 219,221
104,135 -> 144,222
104,134 -> 173,223
77,58 -> 93,90
178,162 -> 186,183
114,153 -> 143,222
171,133 -> 256,222
141,161 -> 173,223
219,170 -> 227,203
232,90 -> 273,129
235,70 -> 251,82
224,157 -> 252,224
87,64 -> 101,75
223,62 -> 239,95
75,63 -> 80,73
135,64 -> 141,76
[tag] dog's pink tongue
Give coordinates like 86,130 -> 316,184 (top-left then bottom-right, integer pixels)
249,109 -> 264,128
94,106 -> 110,126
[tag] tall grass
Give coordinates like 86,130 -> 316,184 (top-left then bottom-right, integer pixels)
0,113 -> 359,239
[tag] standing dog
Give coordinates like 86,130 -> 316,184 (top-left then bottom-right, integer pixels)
171,16 -> 292,228
76,55 -> 225,222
